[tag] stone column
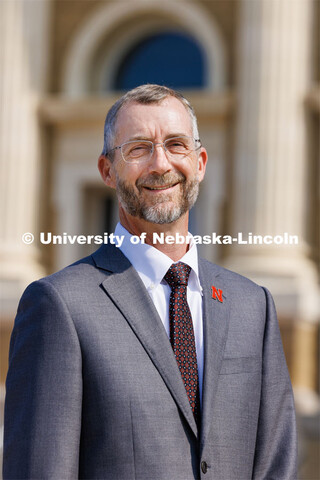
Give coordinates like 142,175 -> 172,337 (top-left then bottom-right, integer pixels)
225,0 -> 319,322
224,0 -> 319,409
0,0 -> 50,319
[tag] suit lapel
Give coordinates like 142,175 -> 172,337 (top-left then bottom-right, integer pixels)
92,244 -> 198,438
199,259 -> 231,448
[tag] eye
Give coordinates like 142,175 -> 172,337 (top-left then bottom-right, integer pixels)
126,142 -> 151,157
165,138 -> 190,153
167,140 -> 185,147
131,145 -> 147,152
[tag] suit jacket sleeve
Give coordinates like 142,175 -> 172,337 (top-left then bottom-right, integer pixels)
3,279 -> 82,479
252,287 -> 297,480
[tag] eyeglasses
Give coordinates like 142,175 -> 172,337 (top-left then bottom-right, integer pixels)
106,136 -> 201,164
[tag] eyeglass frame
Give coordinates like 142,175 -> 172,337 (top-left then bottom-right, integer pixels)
105,136 -> 202,164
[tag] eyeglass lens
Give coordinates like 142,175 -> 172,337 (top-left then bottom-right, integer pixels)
121,136 -> 199,163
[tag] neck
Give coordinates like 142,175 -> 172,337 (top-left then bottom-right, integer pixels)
119,209 -> 190,262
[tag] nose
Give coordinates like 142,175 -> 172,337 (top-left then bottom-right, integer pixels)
148,143 -> 172,174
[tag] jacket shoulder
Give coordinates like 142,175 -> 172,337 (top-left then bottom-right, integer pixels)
20,243 -> 132,300
39,254 -> 97,286
199,257 -> 266,297
22,250 -> 109,302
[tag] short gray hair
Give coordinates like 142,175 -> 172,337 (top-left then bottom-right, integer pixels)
101,84 -> 199,159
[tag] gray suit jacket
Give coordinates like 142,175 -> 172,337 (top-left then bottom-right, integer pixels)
3,244 -> 297,479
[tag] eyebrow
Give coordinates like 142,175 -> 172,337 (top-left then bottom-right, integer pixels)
126,133 -> 191,142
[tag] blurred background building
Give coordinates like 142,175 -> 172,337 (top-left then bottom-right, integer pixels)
0,0 -> 319,477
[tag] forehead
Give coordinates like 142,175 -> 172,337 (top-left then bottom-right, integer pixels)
114,96 -> 193,141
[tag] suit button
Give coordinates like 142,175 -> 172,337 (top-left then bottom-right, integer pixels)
201,461 -> 208,474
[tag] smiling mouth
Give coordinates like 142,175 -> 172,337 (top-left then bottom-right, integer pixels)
143,183 -> 179,191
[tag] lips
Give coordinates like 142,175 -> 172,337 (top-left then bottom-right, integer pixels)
143,183 -> 179,191
136,173 -> 186,193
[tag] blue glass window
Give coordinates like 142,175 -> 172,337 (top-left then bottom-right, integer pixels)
113,31 -> 206,90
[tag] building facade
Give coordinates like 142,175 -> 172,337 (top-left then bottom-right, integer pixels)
0,0 -> 319,476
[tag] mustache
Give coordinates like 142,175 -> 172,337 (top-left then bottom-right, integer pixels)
136,172 -> 186,189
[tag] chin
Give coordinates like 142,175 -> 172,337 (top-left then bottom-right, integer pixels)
140,203 -> 186,224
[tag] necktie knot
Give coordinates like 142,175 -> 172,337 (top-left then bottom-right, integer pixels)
164,262 -> 191,288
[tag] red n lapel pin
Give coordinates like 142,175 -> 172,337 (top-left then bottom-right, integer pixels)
211,286 -> 223,303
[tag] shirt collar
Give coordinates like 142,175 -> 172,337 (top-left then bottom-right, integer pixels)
114,222 -> 202,294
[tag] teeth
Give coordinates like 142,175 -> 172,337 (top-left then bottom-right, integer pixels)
146,184 -> 175,190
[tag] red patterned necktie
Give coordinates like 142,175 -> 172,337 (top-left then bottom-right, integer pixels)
164,262 -> 200,423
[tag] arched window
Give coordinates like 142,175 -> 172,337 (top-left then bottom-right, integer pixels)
112,31 -> 206,90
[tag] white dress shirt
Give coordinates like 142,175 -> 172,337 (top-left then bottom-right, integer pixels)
114,222 -> 204,404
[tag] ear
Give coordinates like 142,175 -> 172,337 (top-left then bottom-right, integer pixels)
98,155 -> 116,189
197,147 -> 208,182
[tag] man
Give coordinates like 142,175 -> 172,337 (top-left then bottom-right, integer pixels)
3,84 -> 297,479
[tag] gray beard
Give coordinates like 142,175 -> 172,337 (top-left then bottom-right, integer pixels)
116,172 -> 199,224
